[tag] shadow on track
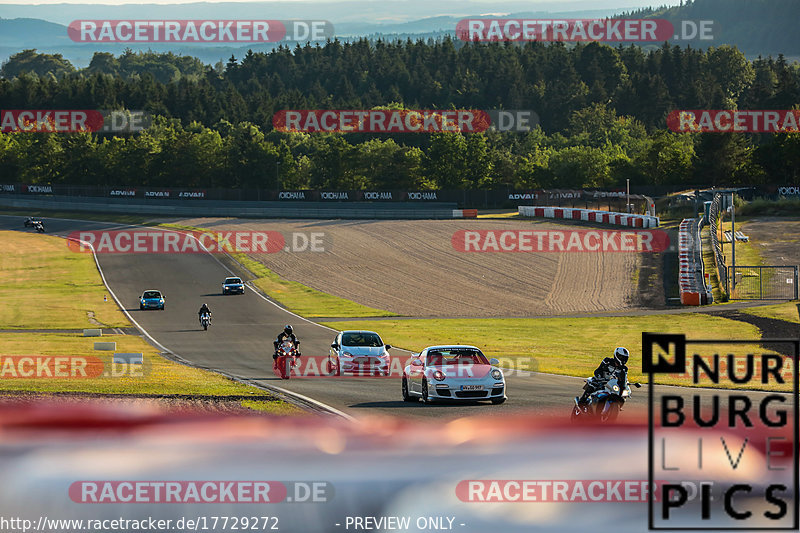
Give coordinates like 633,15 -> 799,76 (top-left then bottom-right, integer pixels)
349,400 -> 489,409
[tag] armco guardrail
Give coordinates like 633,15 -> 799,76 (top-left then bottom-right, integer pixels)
708,193 -> 728,294
517,206 -> 659,228
678,218 -> 712,306
0,194 -> 467,220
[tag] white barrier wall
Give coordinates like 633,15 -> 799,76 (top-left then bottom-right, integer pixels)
518,206 -> 659,228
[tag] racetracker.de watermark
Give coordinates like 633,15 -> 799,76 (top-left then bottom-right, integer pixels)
456,480 -> 673,502
667,110 -> 800,133
0,109 -> 151,133
69,481 -> 332,504
0,356 -> 144,379
452,229 -> 670,253
456,19 -> 714,42
273,109 -> 540,133
67,230 -> 329,254
68,20 -> 333,42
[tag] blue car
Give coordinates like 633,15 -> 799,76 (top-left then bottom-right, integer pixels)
222,276 -> 245,295
139,289 -> 165,310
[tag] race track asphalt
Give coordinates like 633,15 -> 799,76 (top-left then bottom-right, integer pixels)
1,215 -> 784,421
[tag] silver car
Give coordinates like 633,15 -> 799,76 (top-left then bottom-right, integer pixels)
328,330 -> 392,376
402,345 -> 506,404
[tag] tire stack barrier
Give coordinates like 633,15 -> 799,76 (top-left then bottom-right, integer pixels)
517,206 -> 659,228
678,218 -> 712,306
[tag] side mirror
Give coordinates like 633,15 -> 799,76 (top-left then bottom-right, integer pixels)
489,358 -> 500,366
634,382 -> 642,388
385,344 -> 392,350
411,358 -> 423,367
330,343 -> 338,349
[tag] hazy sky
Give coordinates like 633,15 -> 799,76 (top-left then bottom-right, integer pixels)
0,0 -> 684,6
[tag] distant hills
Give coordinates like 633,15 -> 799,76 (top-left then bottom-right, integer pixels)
1,0 -> 798,68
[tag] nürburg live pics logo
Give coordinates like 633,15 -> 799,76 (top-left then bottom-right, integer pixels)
644,333 -> 799,530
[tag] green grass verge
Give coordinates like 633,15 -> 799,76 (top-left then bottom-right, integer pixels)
738,198 -> 800,217
158,222 -> 397,318
0,229 -> 294,409
0,332 -> 274,396
240,399 -> 306,415
718,220 -> 764,267
0,231 -> 130,329
739,302 -> 800,324
321,314 -> 791,390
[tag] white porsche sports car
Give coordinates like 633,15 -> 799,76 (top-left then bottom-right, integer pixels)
401,345 -> 506,404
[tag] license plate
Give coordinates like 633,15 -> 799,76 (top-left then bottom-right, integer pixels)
461,385 -> 484,391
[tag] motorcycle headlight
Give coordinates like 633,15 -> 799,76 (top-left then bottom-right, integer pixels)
433,370 -> 446,381
491,369 -> 502,380
612,385 -> 619,392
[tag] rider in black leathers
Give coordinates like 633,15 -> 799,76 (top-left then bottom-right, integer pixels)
273,325 -> 300,360
577,347 -> 630,405
198,303 -> 212,323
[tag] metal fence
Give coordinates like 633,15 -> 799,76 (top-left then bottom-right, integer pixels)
708,194 -> 728,293
727,265 -> 799,300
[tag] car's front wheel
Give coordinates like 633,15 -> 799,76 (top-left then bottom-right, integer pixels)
401,376 -> 416,402
326,358 -> 340,377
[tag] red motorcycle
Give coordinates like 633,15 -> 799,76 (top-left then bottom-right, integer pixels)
273,339 -> 300,379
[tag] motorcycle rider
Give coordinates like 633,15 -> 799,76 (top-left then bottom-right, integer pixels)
273,324 -> 300,360
198,303 -> 212,324
576,347 -> 630,405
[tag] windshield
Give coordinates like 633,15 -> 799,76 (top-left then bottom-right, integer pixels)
341,332 -> 383,347
142,291 -> 161,299
224,278 -> 242,284
426,349 -> 488,366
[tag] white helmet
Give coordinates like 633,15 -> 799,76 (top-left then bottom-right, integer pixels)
613,347 -> 630,366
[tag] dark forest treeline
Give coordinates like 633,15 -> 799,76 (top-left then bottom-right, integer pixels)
1,39 -> 799,190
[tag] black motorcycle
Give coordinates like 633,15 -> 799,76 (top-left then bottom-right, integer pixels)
571,367 -> 641,423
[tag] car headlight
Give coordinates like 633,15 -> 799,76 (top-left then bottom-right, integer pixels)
612,385 -> 619,392
433,370 -> 446,381
381,351 -> 390,358
342,352 -> 353,358
491,369 -> 502,380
